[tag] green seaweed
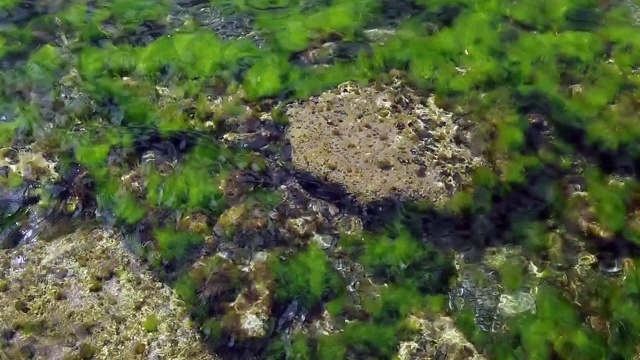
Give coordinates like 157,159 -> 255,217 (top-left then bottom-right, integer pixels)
3,0 -> 640,358
142,314 -> 159,333
154,228 -> 205,262
357,224 -> 455,294
271,243 -> 343,309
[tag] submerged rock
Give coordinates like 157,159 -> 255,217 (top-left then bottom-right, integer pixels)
497,291 -> 536,317
398,315 -> 486,360
285,74 -> 486,204
226,252 -> 273,340
0,149 -> 59,184
0,228 -> 215,359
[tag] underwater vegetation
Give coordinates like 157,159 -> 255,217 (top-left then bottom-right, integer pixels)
2,0 -> 640,359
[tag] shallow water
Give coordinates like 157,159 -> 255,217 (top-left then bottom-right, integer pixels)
2,0 -> 640,359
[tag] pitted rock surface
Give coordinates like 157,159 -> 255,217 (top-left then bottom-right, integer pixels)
0,229 -> 215,360
285,75 -> 486,204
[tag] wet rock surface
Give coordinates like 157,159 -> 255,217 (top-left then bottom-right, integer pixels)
398,315 -> 486,360
285,73 -> 486,204
0,228 -> 215,360
2,1 -> 640,359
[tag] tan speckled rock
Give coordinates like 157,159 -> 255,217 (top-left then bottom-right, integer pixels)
285,75 -> 486,204
0,228 -> 216,360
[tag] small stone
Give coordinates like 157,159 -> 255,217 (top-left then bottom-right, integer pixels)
238,313 -> 267,338
215,204 -> 247,236
286,217 -> 317,238
177,213 -> 210,234
497,291 -> 536,316
335,215 -> 363,235
311,234 -> 333,249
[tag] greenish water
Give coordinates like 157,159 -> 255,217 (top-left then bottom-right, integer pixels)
2,0 -> 640,359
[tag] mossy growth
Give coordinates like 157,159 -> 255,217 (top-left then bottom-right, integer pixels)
352,223 -> 456,294
13,319 -> 46,335
584,169 -> 633,236
332,288 -> 444,356
107,0 -> 170,29
134,31 -> 260,82
446,165 -> 500,215
0,103 -> 40,146
77,343 -> 98,360
506,220 -> 554,252
264,313 -> 423,360
153,227 -> 205,263
214,0 -> 381,53
173,272 -> 201,309
270,243 -> 343,310
24,44 -> 67,85
270,104 -> 290,127
362,284 -> 444,324
71,125 -> 133,171
5,170 -> 23,189
142,314 -> 159,333
314,320 -> 414,359
0,0 -> 20,9
201,318 -> 225,347
243,54 -> 291,100
265,332 -> 312,360
589,259 -> 640,358
245,188 -> 284,209
173,255 -> 244,317
145,141 -> 241,214
497,259 -> 526,292
58,0 -> 169,44
326,223 -> 454,358
458,285 -> 610,360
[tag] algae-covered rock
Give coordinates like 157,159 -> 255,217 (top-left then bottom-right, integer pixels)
0,228 -> 216,360
0,149 -> 59,184
285,75 -> 486,204
226,252 -> 273,339
397,315 -> 486,360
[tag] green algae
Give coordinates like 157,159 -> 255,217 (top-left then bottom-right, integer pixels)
339,223 -> 456,295
318,225 -> 456,358
154,228 -> 205,262
142,315 -> 159,333
271,244 -> 343,310
3,0 -> 640,359
473,286 -> 608,360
